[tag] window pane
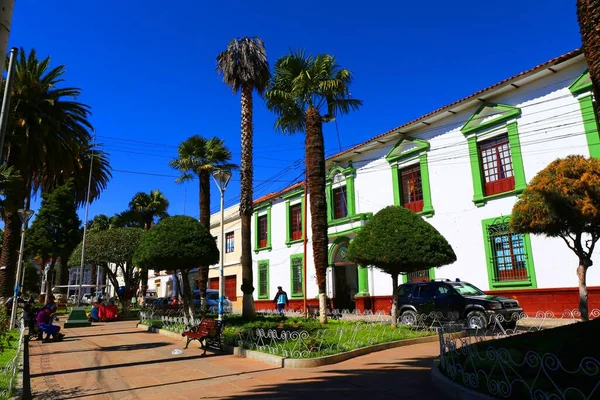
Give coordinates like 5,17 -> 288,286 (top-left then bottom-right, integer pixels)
488,222 -> 529,283
258,215 -> 268,248
400,165 -> 424,213
258,263 -> 268,297
407,269 -> 429,282
479,135 -> 515,195
290,203 -> 303,240
333,186 -> 348,219
225,232 -> 234,253
291,257 -> 303,296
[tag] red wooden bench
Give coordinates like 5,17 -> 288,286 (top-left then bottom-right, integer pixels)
181,317 -> 224,355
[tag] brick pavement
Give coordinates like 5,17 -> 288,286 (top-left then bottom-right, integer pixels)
29,320 -> 443,400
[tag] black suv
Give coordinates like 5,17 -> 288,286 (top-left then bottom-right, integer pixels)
396,279 -> 523,329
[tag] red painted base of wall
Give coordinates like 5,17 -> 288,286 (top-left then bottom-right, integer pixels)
354,287 -> 600,316
254,298 -> 334,312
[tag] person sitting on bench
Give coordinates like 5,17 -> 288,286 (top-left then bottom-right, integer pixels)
36,305 -> 63,342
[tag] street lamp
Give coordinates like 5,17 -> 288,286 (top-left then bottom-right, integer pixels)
212,169 -> 231,322
10,208 -> 34,328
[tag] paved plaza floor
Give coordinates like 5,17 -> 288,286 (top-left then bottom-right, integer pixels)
28,320 -> 443,399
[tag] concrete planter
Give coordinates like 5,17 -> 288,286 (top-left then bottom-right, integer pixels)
138,323 -> 438,368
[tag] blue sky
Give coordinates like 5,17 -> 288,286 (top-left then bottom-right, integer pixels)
10,0 -> 582,223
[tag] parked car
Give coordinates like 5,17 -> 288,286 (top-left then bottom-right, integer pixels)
192,289 -> 232,313
396,279 -> 523,329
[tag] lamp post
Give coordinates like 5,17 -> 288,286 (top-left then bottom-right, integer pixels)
212,169 -> 231,322
10,208 -> 34,328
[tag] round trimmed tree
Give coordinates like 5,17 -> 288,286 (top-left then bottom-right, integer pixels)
134,216 -> 219,323
511,155 -> 600,321
347,206 -> 456,326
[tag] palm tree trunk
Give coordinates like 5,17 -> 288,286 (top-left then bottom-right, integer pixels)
577,0 -> 600,125
240,83 -> 255,319
305,107 -> 328,324
198,172 -> 211,310
577,261 -> 589,321
0,211 -> 21,298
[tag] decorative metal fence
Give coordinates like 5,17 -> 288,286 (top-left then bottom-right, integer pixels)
437,313 -> 600,399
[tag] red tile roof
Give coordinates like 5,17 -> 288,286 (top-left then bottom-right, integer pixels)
253,49 -> 584,206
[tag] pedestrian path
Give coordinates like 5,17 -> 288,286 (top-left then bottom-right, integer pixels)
29,320 -> 443,399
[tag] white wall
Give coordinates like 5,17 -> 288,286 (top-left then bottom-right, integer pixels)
253,57 -> 600,298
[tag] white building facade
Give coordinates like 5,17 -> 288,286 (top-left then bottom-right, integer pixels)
252,50 -> 600,313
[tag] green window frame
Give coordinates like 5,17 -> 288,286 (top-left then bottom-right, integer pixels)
569,70 -> 600,158
402,268 -> 435,283
257,260 -> 270,299
326,162 -> 356,223
283,188 -> 305,247
461,103 -> 527,207
289,254 -> 304,298
253,202 -> 272,253
386,137 -> 434,217
481,215 -> 537,290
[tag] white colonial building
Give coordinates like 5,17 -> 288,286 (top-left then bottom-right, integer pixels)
251,49 -> 600,313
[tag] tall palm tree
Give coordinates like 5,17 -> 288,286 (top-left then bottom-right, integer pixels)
265,51 -> 362,323
0,48 -> 111,297
169,135 -> 236,308
88,214 -> 111,232
577,1 -> 600,124
128,189 -> 169,297
217,37 -> 270,318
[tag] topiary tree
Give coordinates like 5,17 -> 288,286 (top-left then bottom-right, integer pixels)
134,216 -> 219,324
511,155 -> 600,321
69,228 -> 144,311
347,206 -> 456,327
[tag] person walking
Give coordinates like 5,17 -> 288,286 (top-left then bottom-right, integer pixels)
273,286 -> 289,317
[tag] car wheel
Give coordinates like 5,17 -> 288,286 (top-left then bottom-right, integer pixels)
399,310 -> 418,326
466,311 -> 487,330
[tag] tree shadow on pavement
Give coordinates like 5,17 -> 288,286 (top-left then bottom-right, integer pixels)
219,356 -> 441,400
29,341 -> 172,356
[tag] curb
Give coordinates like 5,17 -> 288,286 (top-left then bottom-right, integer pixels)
138,323 -> 438,368
431,360 -> 497,400
8,339 -> 24,400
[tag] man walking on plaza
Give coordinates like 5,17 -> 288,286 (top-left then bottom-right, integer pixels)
273,286 -> 288,317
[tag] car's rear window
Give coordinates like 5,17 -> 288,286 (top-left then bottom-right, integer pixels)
398,285 -> 413,297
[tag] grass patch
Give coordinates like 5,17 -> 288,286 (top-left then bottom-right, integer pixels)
0,329 -> 22,400
441,318 -> 600,399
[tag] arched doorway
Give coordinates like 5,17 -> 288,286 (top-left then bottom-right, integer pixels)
329,238 -> 358,310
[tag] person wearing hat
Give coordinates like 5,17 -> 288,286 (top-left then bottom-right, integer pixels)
273,286 -> 289,317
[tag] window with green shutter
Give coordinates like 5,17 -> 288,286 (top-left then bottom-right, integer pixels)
258,260 -> 269,299
290,254 -> 304,298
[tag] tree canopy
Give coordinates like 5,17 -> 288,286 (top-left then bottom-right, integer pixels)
134,216 -> 218,271
511,155 -> 600,320
348,206 -> 456,274
69,228 -> 144,268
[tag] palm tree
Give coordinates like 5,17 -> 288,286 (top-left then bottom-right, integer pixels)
0,48 -> 111,297
88,214 -> 111,232
169,135 -> 236,309
265,51 -> 362,323
217,37 -> 270,318
577,0 -> 600,124
128,189 -> 169,298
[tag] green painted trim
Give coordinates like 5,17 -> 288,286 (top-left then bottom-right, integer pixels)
386,138 -> 435,217
461,103 -> 521,135
391,165 -> 401,206
569,70 -> 592,96
328,226 -> 364,239
285,198 -> 306,247
282,187 -> 304,200
385,137 -> 430,163
401,267 -> 435,284
326,162 -> 357,223
253,205 -> 272,253
254,201 -> 272,211
467,122 -> 526,207
481,215 -> 537,290
507,122 -> 527,192
289,253 -> 304,298
257,260 -> 270,299
419,153 -> 434,217
356,265 -> 369,296
328,236 -> 351,265
577,95 -> 600,158
328,212 -> 373,227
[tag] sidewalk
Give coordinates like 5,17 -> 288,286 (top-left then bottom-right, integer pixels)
29,320 -> 443,400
